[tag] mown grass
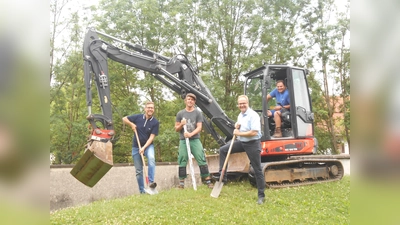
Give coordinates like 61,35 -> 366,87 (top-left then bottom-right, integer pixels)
50,176 -> 349,224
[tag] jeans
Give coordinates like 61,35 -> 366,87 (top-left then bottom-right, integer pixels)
219,139 -> 265,198
132,144 -> 156,194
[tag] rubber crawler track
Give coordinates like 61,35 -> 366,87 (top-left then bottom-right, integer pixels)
262,159 -> 344,188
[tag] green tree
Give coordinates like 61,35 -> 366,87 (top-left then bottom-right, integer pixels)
50,0 -> 71,83
307,72 -> 333,154
50,51 -> 87,164
50,0 -> 351,163
303,0 -> 348,154
331,3 -> 350,153
50,7 -> 90,164
92,0 -> 182,162
257,0 -> 312,66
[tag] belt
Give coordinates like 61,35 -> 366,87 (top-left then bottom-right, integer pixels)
240,139 -> 260,143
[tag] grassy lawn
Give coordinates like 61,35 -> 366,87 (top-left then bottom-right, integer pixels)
50,176 -> 349,224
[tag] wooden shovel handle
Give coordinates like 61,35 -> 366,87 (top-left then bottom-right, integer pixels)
134,128 -> 149,185
220,135 -> 236,182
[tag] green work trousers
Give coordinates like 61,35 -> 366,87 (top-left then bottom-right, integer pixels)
178,138 -> 209,179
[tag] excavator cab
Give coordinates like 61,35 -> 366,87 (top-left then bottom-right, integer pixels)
243,65 -> 314,141
244,65 -> 344,188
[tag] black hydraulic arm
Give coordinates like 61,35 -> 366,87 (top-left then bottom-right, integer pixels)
83,29 -> 114,133
83,28 -> 234,144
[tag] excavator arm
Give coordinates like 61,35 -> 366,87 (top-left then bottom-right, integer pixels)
71,28 -> 235,187
85,28 -> 234,144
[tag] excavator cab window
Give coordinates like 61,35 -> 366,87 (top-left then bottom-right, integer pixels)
246,74 -> 263,111
265,69 -> 293,138
245,72 -> 264,136
291,69 -> 314,137
244,66 -> 292,138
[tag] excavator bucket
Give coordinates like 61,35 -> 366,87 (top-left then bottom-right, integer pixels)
204,152 -> 250,174
192,152 -> 250,179
70,140 -> 113,187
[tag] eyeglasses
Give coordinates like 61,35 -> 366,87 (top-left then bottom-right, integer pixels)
237,103 -> 247,105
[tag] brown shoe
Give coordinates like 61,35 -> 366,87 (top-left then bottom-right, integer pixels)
177,179 -> 185,189
205,179 -> 214,189
272,127 -> 282,138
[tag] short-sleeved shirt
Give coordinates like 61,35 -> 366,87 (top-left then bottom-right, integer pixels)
127,114 -> 159,148
237,108 -> 262,142
270,88 -> 290,107
176,109 -> 202,140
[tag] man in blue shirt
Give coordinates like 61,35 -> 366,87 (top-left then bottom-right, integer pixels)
266,80 -> 290,138
216,95 -> 266,204
123,102 -> 159,194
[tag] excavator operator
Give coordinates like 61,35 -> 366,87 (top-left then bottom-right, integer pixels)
266,80 -> 290,138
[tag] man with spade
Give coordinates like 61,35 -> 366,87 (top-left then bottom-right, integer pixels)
123,101 -> 159,194
215,95 -> 265,204
175,93 -> 214,189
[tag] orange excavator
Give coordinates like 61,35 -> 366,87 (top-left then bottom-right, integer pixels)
71,28 -> 343,188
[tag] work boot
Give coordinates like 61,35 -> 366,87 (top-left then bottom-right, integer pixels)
272,127 -> 282,138
149,182 -> 157,189
177,179 -> 184,189
212,174 -> 227,183
257,197 -> 265,205
205,179 -> 214,189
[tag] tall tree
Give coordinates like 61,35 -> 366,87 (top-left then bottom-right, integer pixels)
303,0 -> 342,154
197,0 -> 258,107
258,0 -> 312,66
50,51 -> 87,164
91,0 -> 182,162
50,0 -> 70,83
50,0 -> 351,163
50,9 -> 89,164
307,72 -> 334,154
331,3 -> 350,153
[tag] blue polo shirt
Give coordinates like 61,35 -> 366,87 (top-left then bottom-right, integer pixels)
127,114 -> 159,148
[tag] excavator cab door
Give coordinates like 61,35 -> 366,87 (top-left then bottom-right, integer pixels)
290,68 -> 314,138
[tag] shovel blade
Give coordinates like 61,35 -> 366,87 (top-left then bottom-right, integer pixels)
210,181 -> 224,198
145,188 -> 159,195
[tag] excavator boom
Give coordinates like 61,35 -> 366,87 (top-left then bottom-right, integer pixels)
71,28 -> 234,187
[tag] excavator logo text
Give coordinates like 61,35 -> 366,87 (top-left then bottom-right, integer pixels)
272,142 -> 305,152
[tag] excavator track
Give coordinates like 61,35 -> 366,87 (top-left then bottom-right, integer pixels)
250,159 -> 344,188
